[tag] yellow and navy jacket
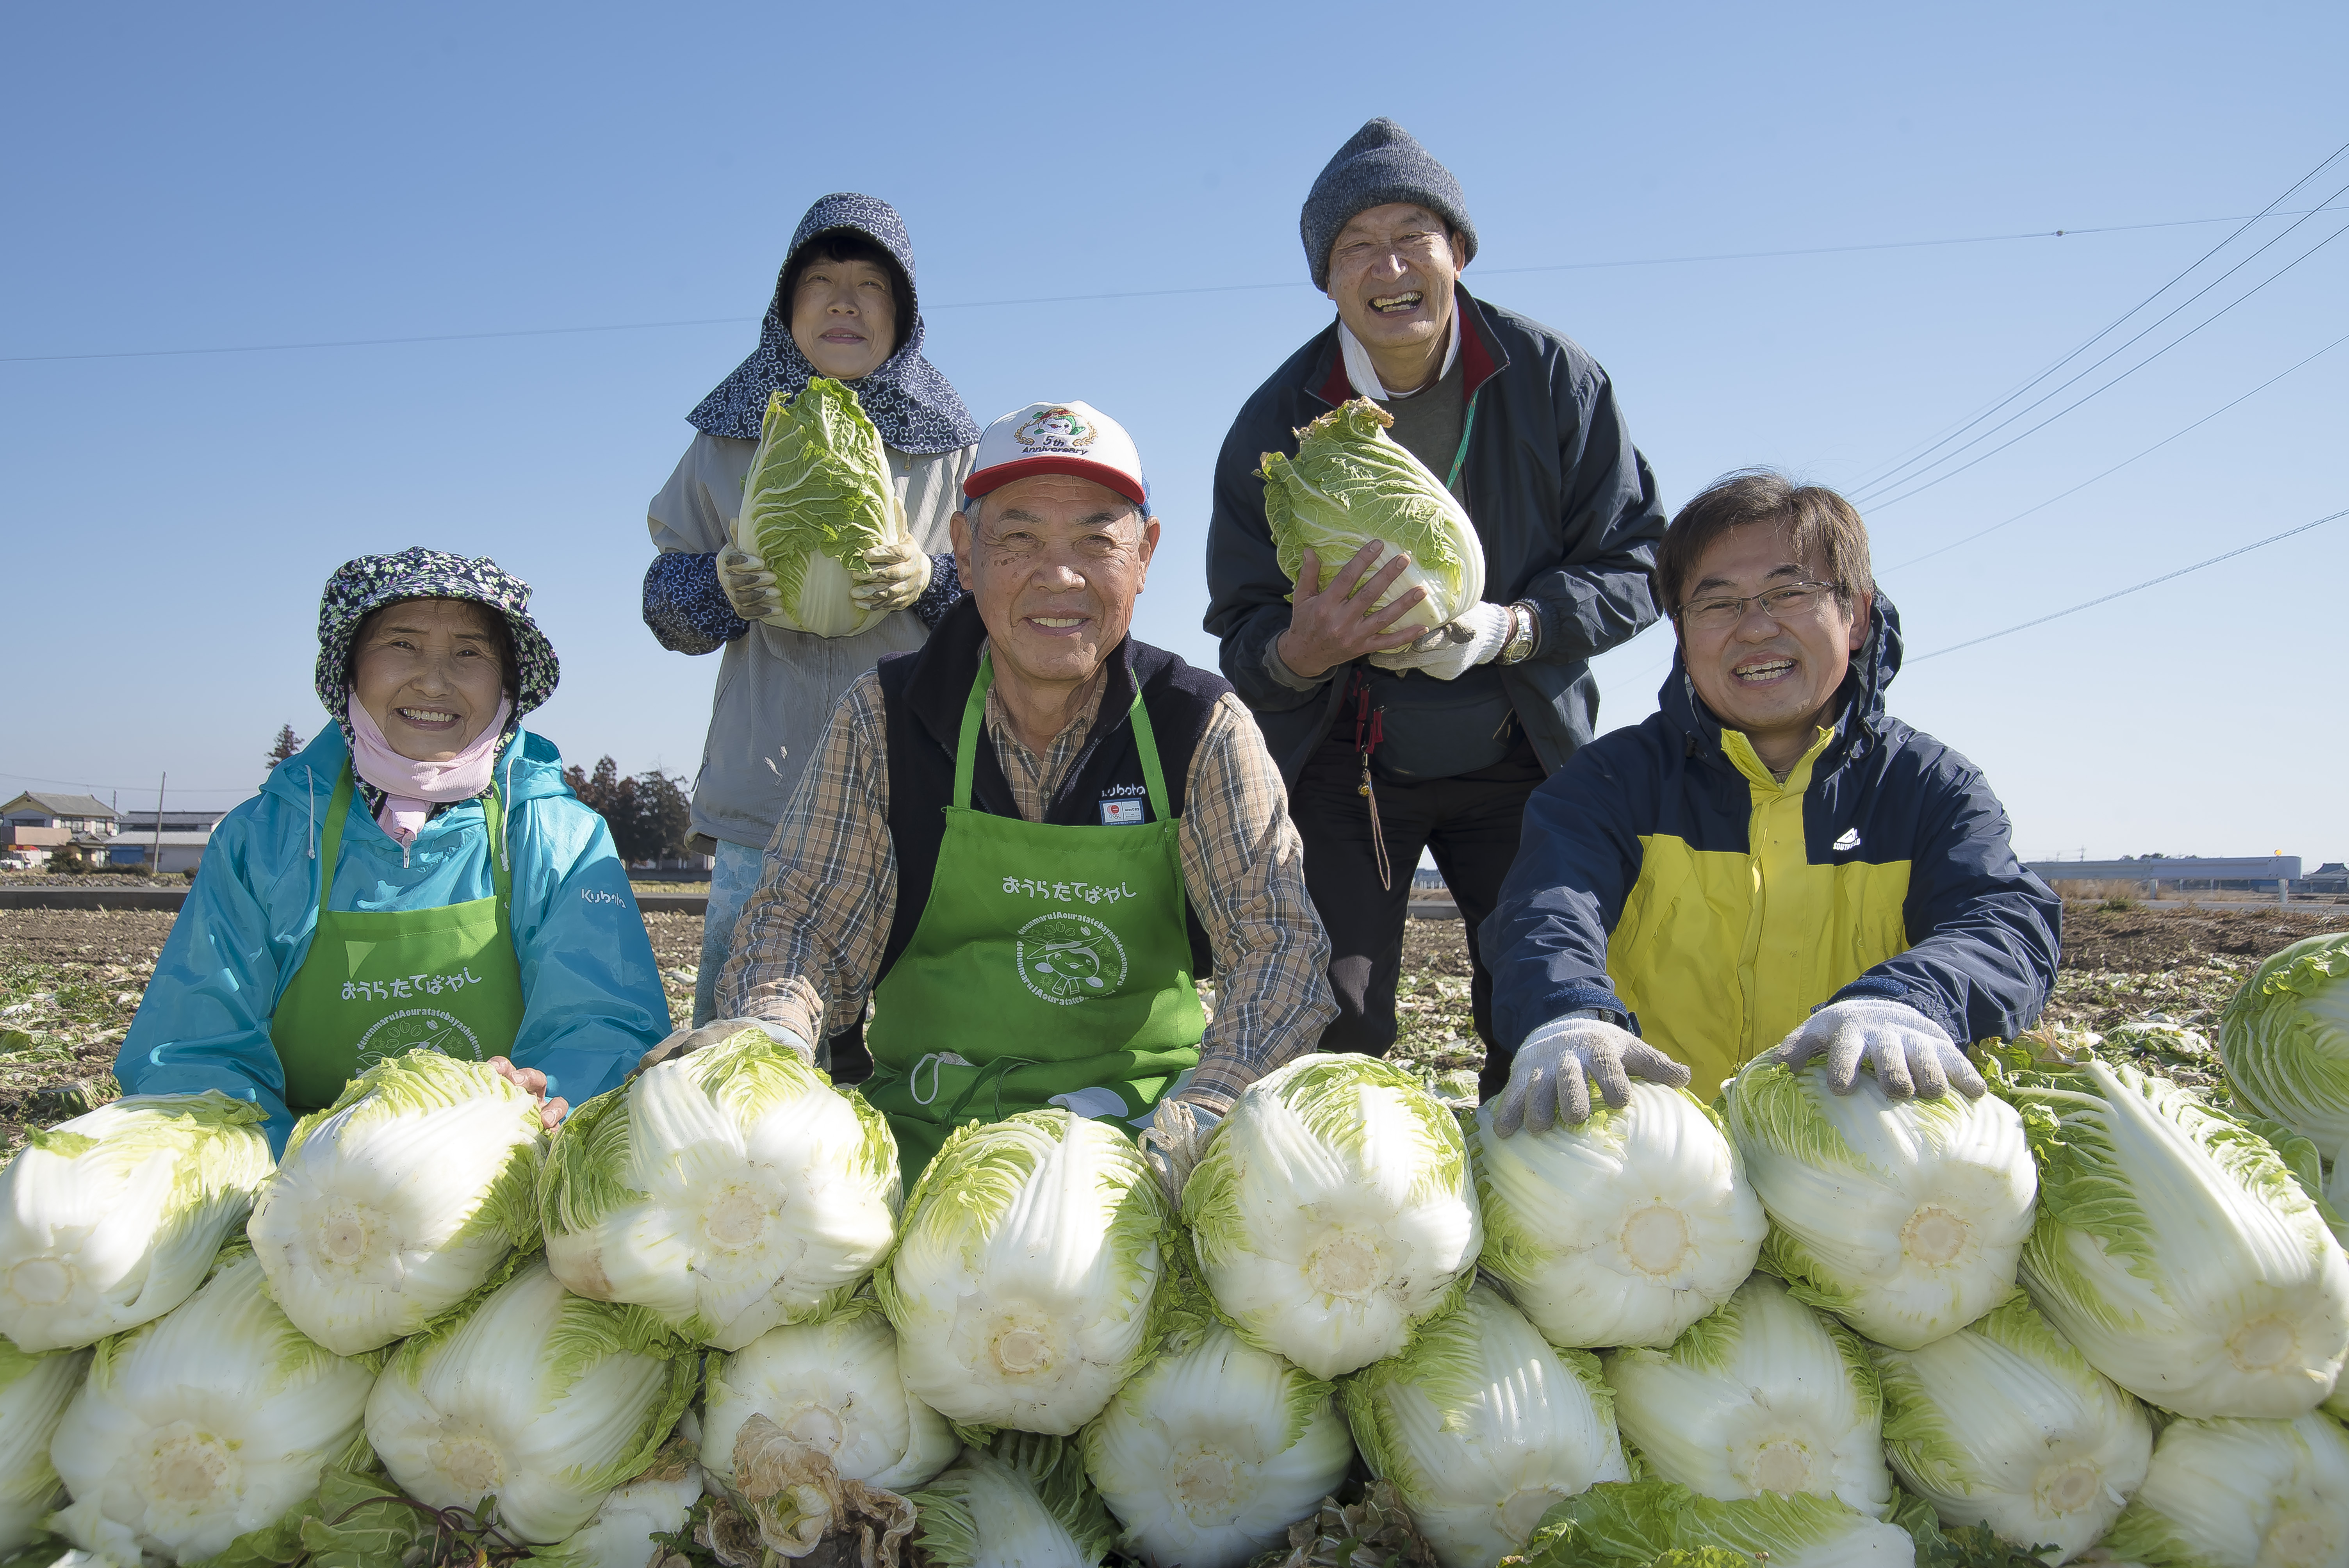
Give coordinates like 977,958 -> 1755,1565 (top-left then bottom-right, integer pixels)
1483,600 -> 2059,1098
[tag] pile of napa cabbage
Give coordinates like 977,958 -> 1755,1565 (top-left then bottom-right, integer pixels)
18,943 -> 2349,1568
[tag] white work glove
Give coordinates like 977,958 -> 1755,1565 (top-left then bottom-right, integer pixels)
1367,600 -> 1511,680
716,544 -> 782,622
1767,998 -> 1986,1101
849,538 -> 933,614
635,1017 -> 811,1077
1492,1010 -> 1692,1136
1138,1094 -> 1223,1206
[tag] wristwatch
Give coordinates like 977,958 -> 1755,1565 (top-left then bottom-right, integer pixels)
1497,601 -> 1539,666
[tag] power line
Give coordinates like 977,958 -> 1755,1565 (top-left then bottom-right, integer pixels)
1883,326 -> 2349,571
1909,505 -> 2349,662
1856,188 -> 2349,508
4,207 -> 2343,366
1,769 -> 257,797
1847,141 -> 2349,498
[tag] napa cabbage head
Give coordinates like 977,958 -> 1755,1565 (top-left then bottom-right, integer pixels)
1520,1480 -> 1917,1568
733,378 -> 910,638
2098,1411 -> 2349,1568
1602,1273 -> 1891,1520
0,1336 -> 89,1554
1343,1284 -> 1630,1568
248,1050 -> 544,1356
1997,1056 -> 2349,1418
527,1433 -> 704,1568
1081,1308 -> 1353,1568
0,1091 -> 273,1353
1475,1082 -> 1765,1350
1257,399 -> 1485,636
877,1108 -> 1168,1438
1871,1290 -> 2151,1563
49,1250 -> 378,1567
364,1258 -> 698,1544
2221,931 -> 2349,1162
1183,1053 -> 1481,1380
702,1296 -> 957,1497
540,1028 -> 900,1351
1726,1055 -> 2038,1350
913,1433 -> 1119,1568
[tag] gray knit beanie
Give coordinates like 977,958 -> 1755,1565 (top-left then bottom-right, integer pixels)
1299,118 -> 1478,292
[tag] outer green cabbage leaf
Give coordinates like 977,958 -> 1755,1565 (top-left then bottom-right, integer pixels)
702,1295 -> 956,1497
1603,1272 -> 1891,1519
49,1251 -> 379,1566
248,1049 -> 545,1356
1996,1056 -> 2349,1418
1182,1053 -> 1480,1380
540,1028 -> 900,1351
2098,1411 -> 2349,1568
2221,932 -> 2349,1161
523,1433 -> 703,1568
912,1433 -> 1119,1568
1520,1480 -> 1917,1568
1474,1082 -> 1765,1350
1256,399 -> 1485,636
1081,1313 -> 1352,1568
362,1257 -> 699,1544
877,1108 -> 1167,1437
1344,1284 -> 1630,1568
1725,1057 -> 2037,1351
0,1337 -> 89,1553
1871,1290 -> 2151,1562
0,1092 -> 272,1352
733,378 -> 910,638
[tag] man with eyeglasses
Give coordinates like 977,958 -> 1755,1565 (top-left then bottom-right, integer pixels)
1203,119 -> 1666,1076
1479,470 -> 2060,1133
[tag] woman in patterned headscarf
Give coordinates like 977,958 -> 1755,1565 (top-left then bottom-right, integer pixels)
116,548 -> 670,1152
641,193 -> 981,1073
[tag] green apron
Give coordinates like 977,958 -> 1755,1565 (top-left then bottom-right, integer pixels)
863,655 -> 1205,1186
270,766 -> 527,1114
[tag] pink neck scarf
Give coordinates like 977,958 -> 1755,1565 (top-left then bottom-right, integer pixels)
346,697 -> 513,846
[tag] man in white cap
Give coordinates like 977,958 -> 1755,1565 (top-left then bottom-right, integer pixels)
706,402 -> 1337,1187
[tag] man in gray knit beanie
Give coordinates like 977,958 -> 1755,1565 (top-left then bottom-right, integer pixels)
1203,116 -> 1668,1101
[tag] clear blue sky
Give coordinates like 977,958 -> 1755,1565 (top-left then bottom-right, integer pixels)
5,2 -> 2343,868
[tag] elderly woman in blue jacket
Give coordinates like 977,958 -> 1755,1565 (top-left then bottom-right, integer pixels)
116,547 -> 670,1153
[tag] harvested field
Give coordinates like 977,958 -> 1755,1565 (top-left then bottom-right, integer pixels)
4,897 -> 2343,1157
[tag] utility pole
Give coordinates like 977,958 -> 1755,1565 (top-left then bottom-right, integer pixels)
151,774 -> 165,873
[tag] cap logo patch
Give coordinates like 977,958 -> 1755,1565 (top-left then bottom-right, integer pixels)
1014,408 -> 1096,451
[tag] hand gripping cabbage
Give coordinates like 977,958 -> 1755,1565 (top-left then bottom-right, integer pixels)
877,1108 -> 1170,1436
0,1090 -> 272,1352
1081,1306 -> 1353,1568
1257,398 -> 1485,637
733,377 -> 914,638
2220,930 -> 2349,1161
539,1028 -> 901,1351
48,1250 -> 378,1566
247,1049 -> 546,1355
1181,1054 -> 1482,1380
1726,1055 -> 2037,1350
1342,1284 -> 1631,1568
363,1258 -> 699,1544
1870,1290 -> 2152,1562
1601,1273 -> 1892,1520
1998,1056 -> 2349,1418
1474,1081 -> 1765,1350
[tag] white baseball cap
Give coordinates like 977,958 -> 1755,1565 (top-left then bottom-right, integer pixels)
964,401 -> 1148,508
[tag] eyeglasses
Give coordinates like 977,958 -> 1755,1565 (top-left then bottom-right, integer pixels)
1674,580 -> 1841,632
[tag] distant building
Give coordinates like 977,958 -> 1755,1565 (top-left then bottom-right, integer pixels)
119,807 -> 232,834
2026,856 -> 2303,892
106,832 -> 212,874
2307,863 -> 2349,894
2,792 -> 118,836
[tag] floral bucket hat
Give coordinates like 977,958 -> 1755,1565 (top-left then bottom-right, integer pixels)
314,548 -> 560,736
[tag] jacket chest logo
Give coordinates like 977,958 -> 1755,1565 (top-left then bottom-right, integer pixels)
1016,912 -> 1128,1005
1834,828 -> 1862,852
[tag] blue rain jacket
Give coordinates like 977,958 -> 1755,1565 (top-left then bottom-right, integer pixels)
116,727 -> 671,1151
